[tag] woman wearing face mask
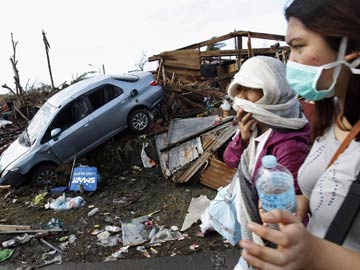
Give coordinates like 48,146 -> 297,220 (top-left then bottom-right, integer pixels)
223,56 -> 310,195
240,1 -> 360,269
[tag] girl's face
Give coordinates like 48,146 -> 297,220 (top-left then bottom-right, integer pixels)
286,17 -> 338,89
235,85 -> 263,103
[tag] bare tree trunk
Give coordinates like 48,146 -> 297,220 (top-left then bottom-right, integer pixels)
42,30 -> 55,90
1,84 -> 16,95
10,33 -> 24,96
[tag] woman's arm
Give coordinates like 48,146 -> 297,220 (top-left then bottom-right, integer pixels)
223,132 -> 245,168
240,210 -> 360,270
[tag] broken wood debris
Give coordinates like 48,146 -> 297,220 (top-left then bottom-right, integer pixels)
0,224 -> 31,231
0,228 -> 66,235
149,30 -> 288,85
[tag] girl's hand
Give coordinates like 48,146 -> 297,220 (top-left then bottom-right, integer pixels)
240,210 -> 315,270
237,109 -> 257,145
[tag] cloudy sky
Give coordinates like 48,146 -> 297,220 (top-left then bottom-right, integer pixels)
0,0 -> 289,94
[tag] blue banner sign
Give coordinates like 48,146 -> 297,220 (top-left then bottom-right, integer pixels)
70,166 -> 97,191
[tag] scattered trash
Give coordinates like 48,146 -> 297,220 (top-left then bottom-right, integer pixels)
32,192 -> 48,206
149,227 -> 183,244
2,239 -> 16,248
104,245 -> 129,261
97,234 -> 120,247
97,231 -> 110,241
39,238 -> 64,254
136,246 -> 151,258
59,234 -> 76,250
2,233 -> 34,247
141,142 -> 157,168
50,186 -> 68,193
150,247 -> 158,255
170,225 -> 179,231
45,194 -> 85,210
0,248 -> 14,261
181,195 -> 211,231
105,225 -> 121,233
40,254 -> 62,267
59,236 -> 68,242
70,166 -> 98,192
91,229 -> 103,235
220,99 -> 231,117
131,165 -> 142,171
43,218 -> 64,230
121,215 -> 155,247
41,250 -> 57,261
88,208 -> 99,217
196,232 -> 205,238
16,233 -> 34,244
189,243 -> 200,251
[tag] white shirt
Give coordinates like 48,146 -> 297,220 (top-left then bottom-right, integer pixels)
251,128 -> 272,178
298,125 -> 360,251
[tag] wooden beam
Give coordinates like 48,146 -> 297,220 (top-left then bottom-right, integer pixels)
0,224 -> 31,231
200,47 -> 288,57
149,30 -> 285,62
247,32 -> 253,58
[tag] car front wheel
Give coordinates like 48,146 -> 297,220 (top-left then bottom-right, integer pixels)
32,164 -> 58,187
128,109 -> 150,132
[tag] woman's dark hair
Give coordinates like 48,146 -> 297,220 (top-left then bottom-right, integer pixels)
285,0 -> 360,140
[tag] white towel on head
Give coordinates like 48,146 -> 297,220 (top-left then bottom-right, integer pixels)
227,56 -> 307,130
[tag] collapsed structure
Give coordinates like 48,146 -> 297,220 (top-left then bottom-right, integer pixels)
148,30 -> 293,190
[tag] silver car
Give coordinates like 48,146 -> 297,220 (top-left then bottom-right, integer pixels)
0,71 -> 163,187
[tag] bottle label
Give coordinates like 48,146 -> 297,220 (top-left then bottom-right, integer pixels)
258,188 -> 296,213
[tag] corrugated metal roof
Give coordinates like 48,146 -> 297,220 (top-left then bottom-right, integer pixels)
166,116 -> 219,145
155,132 -> 203,177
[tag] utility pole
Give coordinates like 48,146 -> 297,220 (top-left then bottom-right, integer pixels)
42,30 -> 55,90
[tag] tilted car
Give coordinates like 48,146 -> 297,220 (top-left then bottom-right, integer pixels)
0,71 -> 163,187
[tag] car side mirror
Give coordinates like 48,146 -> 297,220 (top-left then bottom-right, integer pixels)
51,128 -> 62,138
130,89 -> 138,97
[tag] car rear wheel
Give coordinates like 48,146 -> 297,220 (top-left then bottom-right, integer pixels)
32,164 -> 58,187
128,109 -> 150,132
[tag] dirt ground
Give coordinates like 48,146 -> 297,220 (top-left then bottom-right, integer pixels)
0,130 -> 238,269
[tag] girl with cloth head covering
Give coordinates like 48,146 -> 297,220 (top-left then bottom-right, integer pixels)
223,56 -> 311,193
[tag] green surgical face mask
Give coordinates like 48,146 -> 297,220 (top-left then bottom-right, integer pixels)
286,37 -> 360,101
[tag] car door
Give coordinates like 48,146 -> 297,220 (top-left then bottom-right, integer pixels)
87,84 -> 128,138
46,97 -> 102,162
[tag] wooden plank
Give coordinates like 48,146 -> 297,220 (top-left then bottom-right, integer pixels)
149,31 -> 286,62
0,185 -> 11,190
164,62 -> 200,70
247,32 -> 253,57
199,47 -> 288,57
199,158 -> 236,190
0,224 -> 31,231
244,31 -> 285,41
0,228 -> 66,235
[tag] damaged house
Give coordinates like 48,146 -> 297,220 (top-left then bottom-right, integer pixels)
148,30 -> 298,190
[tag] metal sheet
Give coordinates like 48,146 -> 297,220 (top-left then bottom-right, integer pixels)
167,116 -> 219,145
155,132 -> 203,177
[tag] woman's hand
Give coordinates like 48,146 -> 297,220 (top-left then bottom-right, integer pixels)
240,210 -> 315,270
237,108 -> 257,145
296,195 -> 310,222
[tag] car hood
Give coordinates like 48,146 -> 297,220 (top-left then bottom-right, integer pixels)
0,138 -> 29,172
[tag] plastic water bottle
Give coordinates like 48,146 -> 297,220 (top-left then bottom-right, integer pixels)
255,155 -> 296,228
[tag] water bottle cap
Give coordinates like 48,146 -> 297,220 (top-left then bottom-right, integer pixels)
261,155 -> 277,168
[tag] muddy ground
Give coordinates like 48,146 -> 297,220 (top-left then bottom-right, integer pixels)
0,130 -> 238,269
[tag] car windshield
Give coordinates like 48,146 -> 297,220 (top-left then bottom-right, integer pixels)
20,102 -> 57,146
